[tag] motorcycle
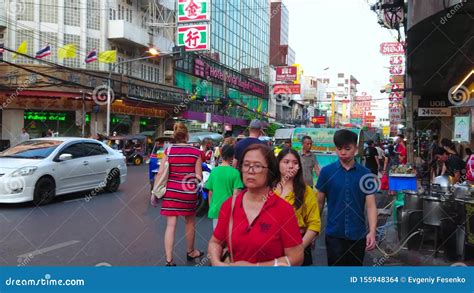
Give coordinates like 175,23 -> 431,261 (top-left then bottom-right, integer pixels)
196,163 -> 212,217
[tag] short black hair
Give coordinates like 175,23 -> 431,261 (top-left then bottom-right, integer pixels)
302,135 -> 312,142
334,129 -> 358,148
397,134 -> 405,139
221,145 -> 235,161
284,139 -> 292,144
433,147 -> 448,156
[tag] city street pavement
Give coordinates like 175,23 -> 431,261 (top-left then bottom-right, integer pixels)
0,164 -> 213,267
0,165 -> 459,267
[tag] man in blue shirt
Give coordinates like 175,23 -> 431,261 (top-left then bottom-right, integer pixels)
316,129 -> 377,266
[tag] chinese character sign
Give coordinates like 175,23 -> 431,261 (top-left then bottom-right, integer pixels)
178,0 -> 210,22
177,25 -> 210,51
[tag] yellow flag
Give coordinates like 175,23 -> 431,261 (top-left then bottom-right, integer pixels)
12,40 -> 28,59
98,50 -> 117,63
257,100 -> 262,113
58,44 -> 76,59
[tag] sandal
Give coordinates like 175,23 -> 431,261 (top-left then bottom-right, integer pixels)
165,259 -> 176,266
186,249 -> 204,261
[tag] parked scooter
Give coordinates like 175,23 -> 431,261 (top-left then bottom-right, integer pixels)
196,163 -> 212,217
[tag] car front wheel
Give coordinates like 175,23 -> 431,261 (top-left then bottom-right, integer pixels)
105,169 -> 121,193
33,177 -> 56,205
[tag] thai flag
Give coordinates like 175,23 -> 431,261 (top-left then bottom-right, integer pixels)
35,44 -> 51,59
85,49 -> 98,63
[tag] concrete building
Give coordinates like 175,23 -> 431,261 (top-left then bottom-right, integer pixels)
269,0 -> 295,67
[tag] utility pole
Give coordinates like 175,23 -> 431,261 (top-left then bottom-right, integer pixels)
405,74 -> 414,165
82,91 -> 86,137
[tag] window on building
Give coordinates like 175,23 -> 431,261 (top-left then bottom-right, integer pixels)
118,5 -> 121,19
39,32 -> 58,63
338,73 -> 344,78
337,83 -> 344,87
64,0 -> 80,26
126,8 -> 129,21
15,30 -> 34,64
40,0 -> 58,23
154,67 -> 160,83
87,0 -> 101,30
17,0 -> 34,21
86,37 -> 100,70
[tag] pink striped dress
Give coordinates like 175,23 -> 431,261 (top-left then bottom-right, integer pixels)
160,144 -> 202,216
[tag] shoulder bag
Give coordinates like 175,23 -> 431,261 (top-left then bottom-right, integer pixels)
151,146 -> 172,199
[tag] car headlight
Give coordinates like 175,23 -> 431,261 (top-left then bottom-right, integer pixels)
11,166 -> 38,177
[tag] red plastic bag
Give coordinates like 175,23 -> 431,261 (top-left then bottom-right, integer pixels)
381,173 -> 389,190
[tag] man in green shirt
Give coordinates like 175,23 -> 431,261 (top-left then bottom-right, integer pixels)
205,145 -> 244,229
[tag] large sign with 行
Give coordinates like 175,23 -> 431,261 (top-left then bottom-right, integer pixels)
177,24 -> 210,51
177,0 -> 210,22
275,66 -> 297,82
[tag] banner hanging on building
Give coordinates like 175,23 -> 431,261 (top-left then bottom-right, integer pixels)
177,24 -> 210,51
177,0 -> 210,23
453,115 -> 471,142
272,84 -> 301,94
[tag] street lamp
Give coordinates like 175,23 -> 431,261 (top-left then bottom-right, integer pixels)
105,49 -> 170,136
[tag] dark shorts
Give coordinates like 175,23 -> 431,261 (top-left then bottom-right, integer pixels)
325,235 -> 366,266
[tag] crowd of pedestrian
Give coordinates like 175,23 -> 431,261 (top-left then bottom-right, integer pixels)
151,121 -> 379,267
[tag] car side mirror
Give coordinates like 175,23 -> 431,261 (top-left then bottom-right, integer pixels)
59,154 -> 73,161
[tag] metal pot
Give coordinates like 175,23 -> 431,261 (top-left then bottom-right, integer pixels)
403,191 -> 423,211
452,183 -> 472,199
422,195 -> 454,227
431,175 -> 450,193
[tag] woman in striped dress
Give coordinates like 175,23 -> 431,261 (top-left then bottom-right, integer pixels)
159,122 -> 204,266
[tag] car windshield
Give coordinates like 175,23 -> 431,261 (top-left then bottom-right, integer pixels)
0,140 -> 63,159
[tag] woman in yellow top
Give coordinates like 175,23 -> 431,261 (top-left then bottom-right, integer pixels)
274,148 -> 321,266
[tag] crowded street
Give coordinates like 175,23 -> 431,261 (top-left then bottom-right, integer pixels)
0,164 -> 460,267
0,0 -> 473,291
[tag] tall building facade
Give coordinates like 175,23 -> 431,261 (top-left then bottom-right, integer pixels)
174,0 -> 271,134
269,0 -> 295,66
0,0 -> 184,144
210,0 -> 270,82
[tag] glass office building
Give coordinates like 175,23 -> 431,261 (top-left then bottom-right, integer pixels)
210,0 -> 270,82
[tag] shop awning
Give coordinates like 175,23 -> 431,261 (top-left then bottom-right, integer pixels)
407,2 -> 474,99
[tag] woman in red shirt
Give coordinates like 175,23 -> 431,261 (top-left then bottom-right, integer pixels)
208,144 -> 303,266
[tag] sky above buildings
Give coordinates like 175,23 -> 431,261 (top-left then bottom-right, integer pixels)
286,0 -> 399,119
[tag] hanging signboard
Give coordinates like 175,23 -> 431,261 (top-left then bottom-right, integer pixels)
177,0 -> 210,23
275,66 -> 297,82
273,84 -> 301,94
380,42 -> 405,55
177,24 -> 210,51
418,108 -> 451,117
453,115 -> 471,142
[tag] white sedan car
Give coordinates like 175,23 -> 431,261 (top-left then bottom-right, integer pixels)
0,137 -> 127,205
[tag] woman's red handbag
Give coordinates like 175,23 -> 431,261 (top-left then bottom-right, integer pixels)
381,173 -> 389,191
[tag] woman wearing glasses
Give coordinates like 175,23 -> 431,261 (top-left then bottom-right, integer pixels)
274,148 -> 320,266
208,144 -> 303,266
